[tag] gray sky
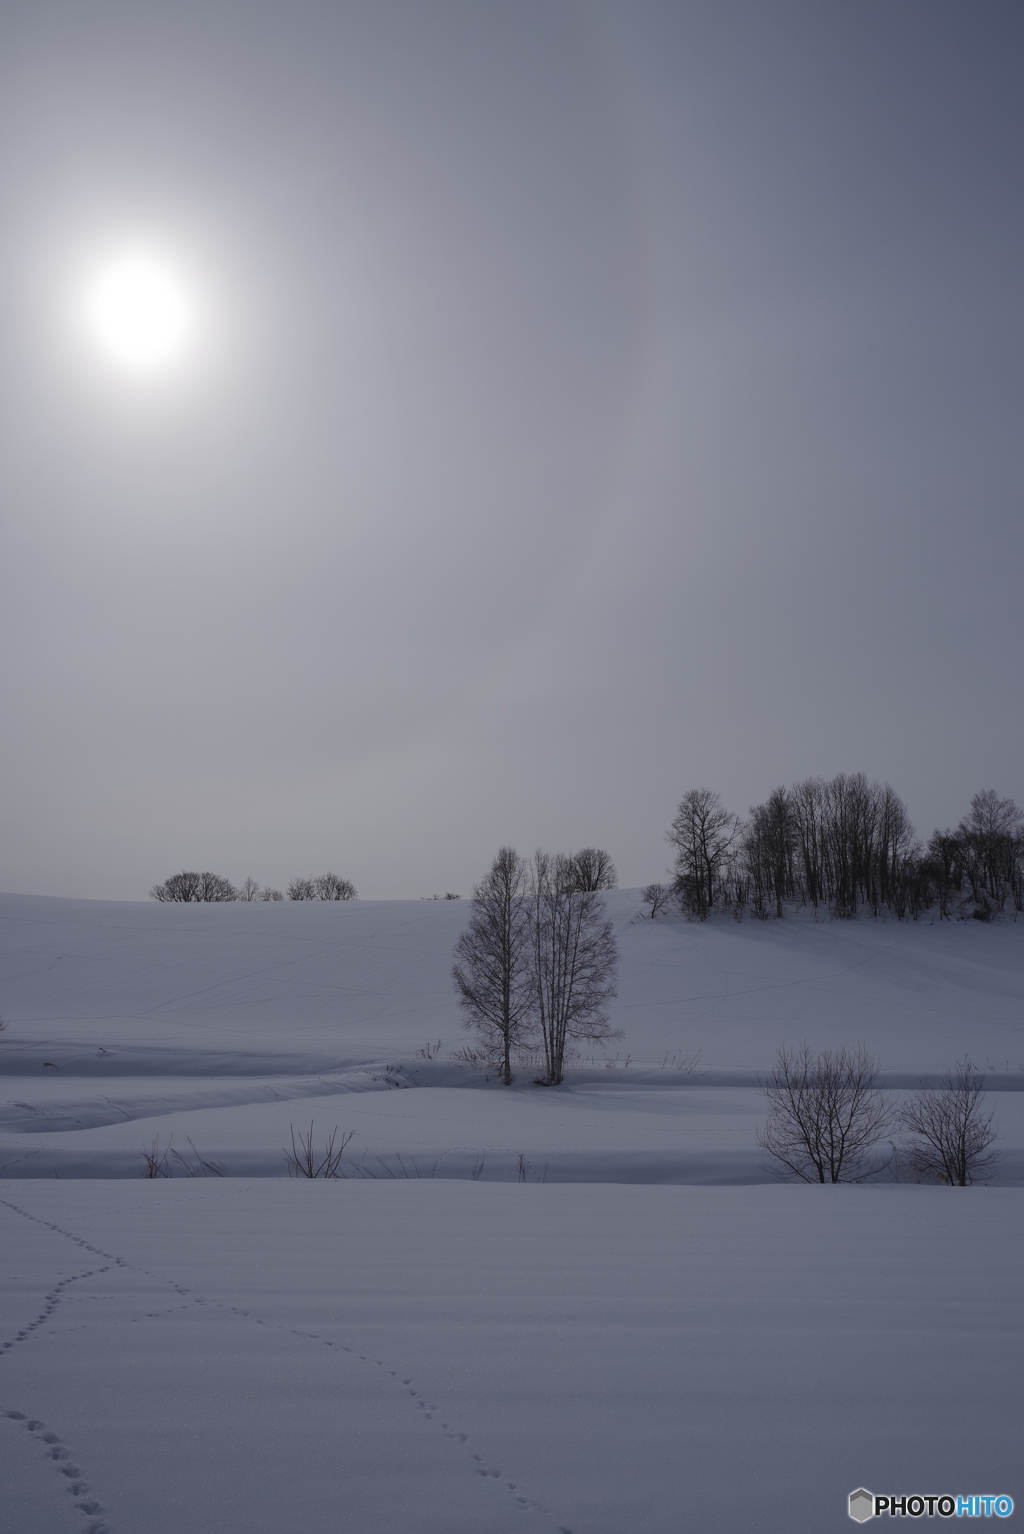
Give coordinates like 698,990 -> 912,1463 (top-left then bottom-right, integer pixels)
1,0 -> 1021,900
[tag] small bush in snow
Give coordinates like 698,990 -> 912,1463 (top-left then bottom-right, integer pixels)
285,1121 -> 354,1178
899,1059 -> 999,1185
758,1043 -> 894,1183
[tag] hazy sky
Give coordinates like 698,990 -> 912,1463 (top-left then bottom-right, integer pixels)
1,1 -> 1021,900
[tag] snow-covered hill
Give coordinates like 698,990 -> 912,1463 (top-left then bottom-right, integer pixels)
1,890 -> 1022,1182
2,892 -> 1021,1534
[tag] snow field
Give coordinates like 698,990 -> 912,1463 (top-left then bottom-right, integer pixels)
1,891 -> 1022,1531
1,890 -> 1023,1183
2,1181 -> 1021,1534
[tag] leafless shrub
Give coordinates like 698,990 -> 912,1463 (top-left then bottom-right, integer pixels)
170,1138 -> 226,1178
516,1153 -> 547,1182
899,1059 -> 1000,1184
284,1121 -> 354,1178
658,1048 -> 703,1073
758,1043 -> 894,1183
417,1038 -> 442,1059
142,1135 -> 224,1177
356,1153 -> 435,1179
142,1137 -> 172,1178
470,1153 -> 486,1181
370,1064 -> 406,1090
259,886 -> 284,900
448,1044 -> 497,1068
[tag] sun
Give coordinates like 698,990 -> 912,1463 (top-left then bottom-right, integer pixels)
84,253 -> 194,371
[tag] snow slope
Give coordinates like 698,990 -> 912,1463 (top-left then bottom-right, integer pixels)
1,892 -> 1022,1533
1,890 -> 1022,1182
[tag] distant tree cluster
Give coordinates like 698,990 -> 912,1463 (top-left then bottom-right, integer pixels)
660,780 -> 1024,923
287,873 -> 357,902
150,871 -> 238,903
150,871 -> 356,903
453,847 -> 619,1086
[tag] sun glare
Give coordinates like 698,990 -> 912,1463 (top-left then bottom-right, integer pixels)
84,253 -> 194,371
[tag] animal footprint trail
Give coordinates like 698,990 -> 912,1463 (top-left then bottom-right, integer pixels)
2,1408 -> 111,1534
0,1266 -> 111,1354
1,1197 -> 568,1531
345,1354 -> 553,1520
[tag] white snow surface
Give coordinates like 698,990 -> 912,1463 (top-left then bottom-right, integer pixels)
1,890 -> 1022,1532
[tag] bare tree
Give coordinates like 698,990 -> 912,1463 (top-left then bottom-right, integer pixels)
287,876 -> 316,900
565,848 -> 617,892
958,790 -> 1022,917
258,886 -> 284,901
792,777 -> 826,913
743,786 -> 796,919
530,851 -> 619,1086
877,783 -> 917,914
899,1060 -> 999,1185
452,847 -> 534,1085
758,1043 -> 894,1183
150,871 -> 237,902
642,883 -> 672,919
237,876 -> 261,902
668,789 -> 740,919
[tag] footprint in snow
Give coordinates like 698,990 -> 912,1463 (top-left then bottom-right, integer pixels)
5,1410 -> 108,1527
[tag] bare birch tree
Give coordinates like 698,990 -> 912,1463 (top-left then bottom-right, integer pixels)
452,847 -> 534,1086
530,851 -> 618,1085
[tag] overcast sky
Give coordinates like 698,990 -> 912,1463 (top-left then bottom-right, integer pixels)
1,0 -> 1021,901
